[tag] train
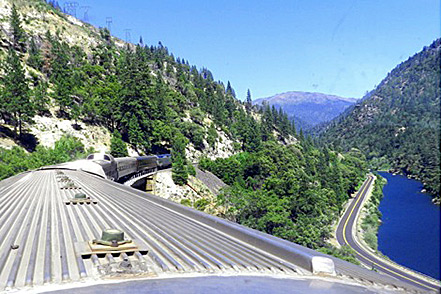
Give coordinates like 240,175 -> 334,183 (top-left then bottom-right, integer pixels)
55,153 -> 171,182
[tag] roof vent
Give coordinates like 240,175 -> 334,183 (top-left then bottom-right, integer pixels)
61,181 -> 81,190
75,192 -> 87,199
58,175 -> 70,182
65,193 -> 97,205
93,229 -> 131,247
75,230 -> 148,257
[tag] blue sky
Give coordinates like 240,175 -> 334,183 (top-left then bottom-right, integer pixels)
65,0 -> 439,100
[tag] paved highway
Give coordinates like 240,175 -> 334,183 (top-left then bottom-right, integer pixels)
336,174 -> 441,293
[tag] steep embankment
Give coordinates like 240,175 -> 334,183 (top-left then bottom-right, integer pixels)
321,39 -> 441,201
254,91 -> 357,130
154,166 -> 227,215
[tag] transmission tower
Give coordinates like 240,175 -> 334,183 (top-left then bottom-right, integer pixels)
106,17 -> 113,32
64,2 -> 79,17
124,29 -> 131,43
80,6 -> 91,22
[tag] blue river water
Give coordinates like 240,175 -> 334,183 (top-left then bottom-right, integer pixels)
377,172 -> 441,280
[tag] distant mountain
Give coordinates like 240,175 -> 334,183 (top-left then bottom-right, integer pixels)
253,92 -> 357,129
321,39 -> 441,200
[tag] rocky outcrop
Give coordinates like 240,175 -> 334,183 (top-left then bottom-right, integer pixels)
154,167 -> 227,216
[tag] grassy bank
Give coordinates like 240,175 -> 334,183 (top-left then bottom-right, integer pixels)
360,174 -> 386,250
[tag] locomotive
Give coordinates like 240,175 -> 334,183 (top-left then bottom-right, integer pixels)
56,153 -> 171,182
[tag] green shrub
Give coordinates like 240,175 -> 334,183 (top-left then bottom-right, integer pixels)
180,199 -> 191,207
318,246 -> 360,265
110,130 -> 128,158
194,198 -> 210,211
364,231 -> 378,250
0,135 -> 87,181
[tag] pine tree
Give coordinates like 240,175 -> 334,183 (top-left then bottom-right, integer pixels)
110,130 -> 128,157
261,104 -> 274,141
31,80 -> 49,115
127,114 -> 148,152
244,118 -> 262,152
10,4 -> 26,52
271,105 -> 278,124
245,89 -> 252,111
1,49 -> 34,136
171,133 -> 189,185
28,37 -> 42,69
48,35 -> 76,116
291,120 -> 297,135
226,81 -> 236,98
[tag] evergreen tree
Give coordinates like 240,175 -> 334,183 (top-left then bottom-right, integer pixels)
244,118 -> 262,152
171,133 -> 189,185
48,35 -> 76,116
270,105 -> 277,124
245,89 -> 252,111
28,37 -> 43,69
110,130 -> 128,157
226,81 -> 236,98
1,49 -> 34,136
261,104 -> 274,141
10,4 -> 26,51
31,79 -> 49,115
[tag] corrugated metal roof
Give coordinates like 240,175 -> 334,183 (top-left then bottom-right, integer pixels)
0,169 -> 426,293
0,170 -> 301,290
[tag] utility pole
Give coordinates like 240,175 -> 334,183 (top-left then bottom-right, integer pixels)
80,6 -> 91,22
64,2 -> 79,17
106,17 -> 113,32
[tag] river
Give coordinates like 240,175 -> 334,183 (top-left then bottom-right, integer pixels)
377,171 -> 441,280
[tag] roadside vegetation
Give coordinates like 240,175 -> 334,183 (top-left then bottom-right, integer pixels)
318,246 -> 360,265
361,174 -> 386,251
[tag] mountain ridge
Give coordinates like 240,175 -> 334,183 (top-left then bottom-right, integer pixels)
254,91 -> 357,104
254,91 -> 357,129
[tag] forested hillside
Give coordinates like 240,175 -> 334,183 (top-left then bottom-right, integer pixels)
321,39 -> 441,201
0,0 -> 295,182
200,138 -> 367,258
